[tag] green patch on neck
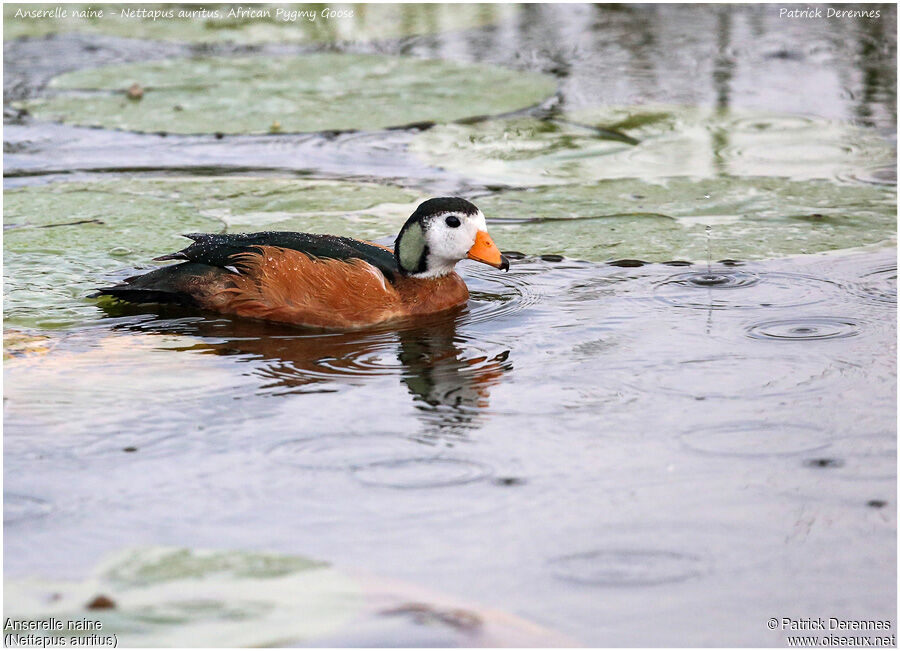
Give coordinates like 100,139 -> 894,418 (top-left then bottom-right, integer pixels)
397,222 -> 426,273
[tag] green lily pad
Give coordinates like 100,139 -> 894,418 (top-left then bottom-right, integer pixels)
411,105 -> 896,186
4,178 -> 419,329
102,547 -> 328,586
18,54 -> 556,134
4,3 -> 518,43
4,547 -> 362,647
477,177 -> 897,261
5,546 -> 576,646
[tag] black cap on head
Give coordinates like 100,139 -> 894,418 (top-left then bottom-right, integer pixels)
408,197 -> 480,222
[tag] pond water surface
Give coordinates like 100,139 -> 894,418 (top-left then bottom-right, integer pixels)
4,4 -> 897,646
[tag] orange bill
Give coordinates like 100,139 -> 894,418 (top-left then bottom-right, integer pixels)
467,230 -> 510,271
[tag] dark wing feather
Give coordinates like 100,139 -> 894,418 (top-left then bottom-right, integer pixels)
90,262 -> 233,307
156,231 -> 399,282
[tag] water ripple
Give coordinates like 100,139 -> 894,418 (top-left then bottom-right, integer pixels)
835,165 -> 898,186
268,434 -> 494,489
680,422 -> 829,457
549,549 -> 706,586
670,270 -> 760,289
625,353 -> 852,400
351,457 -> 494,489
463,262 -> 545,325
4,494 -> 53,525
846,263 -> 897,307
654,270 -> 840,310
268,433 -> 423,471
719,114 -> 896,180
309,335 -> 405,378
746,317 -> 861,341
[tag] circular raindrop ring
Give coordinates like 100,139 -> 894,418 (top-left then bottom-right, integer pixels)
549,548 -> 707,586
746,317 -> 861,341
350,456 -> 494,489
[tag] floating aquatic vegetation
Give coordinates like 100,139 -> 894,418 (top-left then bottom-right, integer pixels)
18,54 -> 556,134
411,106 -> 897,186
3,329 -> 55,360
476,177 -> 896,261
4,3 -> 519,43
3,178 -> 418,328
3,547 -> 361,647
5,175 -> 895,332
4,546 -> 572,646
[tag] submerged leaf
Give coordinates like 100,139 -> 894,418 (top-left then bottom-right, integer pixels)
19,54 -> 556,134
4,545 -> 573,647
4,547 -> 359,647
412,106 -> 896,186
478,177 -> 897,261
103,547 -> 327,587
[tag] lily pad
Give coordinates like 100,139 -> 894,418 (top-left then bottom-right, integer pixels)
477,177 -> 896,261
4,3 -> 518,43
411,106 -> 897,186
4,546 -> 575,646
18,54 -> 556,134
4,178 -> 418,328
4,547 -> 362,647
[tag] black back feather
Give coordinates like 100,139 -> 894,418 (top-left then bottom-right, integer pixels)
157,231 -> 400,281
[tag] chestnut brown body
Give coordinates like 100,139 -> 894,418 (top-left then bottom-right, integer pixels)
93,197 -> 508,330
214,246 -> 469,329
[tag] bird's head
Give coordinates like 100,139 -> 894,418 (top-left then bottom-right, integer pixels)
394,198 -> 509,278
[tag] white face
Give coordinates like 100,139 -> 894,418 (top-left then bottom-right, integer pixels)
419,210 -> 487,278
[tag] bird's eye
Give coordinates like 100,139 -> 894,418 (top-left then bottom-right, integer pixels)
445,215 -> 461,228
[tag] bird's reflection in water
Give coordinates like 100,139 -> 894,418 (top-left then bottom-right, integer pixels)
100,303 -> 512,437
395,316 -> 511,441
